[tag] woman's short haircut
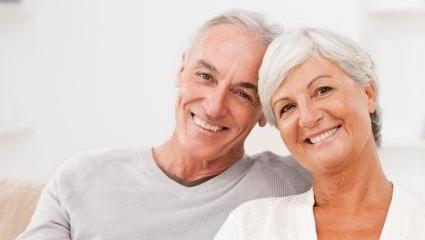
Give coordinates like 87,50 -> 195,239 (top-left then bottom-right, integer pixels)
259,28 -> 382,146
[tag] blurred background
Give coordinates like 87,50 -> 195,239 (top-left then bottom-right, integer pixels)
0,0 -> 424,196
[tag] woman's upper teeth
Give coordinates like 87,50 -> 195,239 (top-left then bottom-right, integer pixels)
309,127 -> 339,144
193,115 -> 224,132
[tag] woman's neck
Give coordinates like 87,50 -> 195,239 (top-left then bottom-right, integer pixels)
312,142 -> 392,210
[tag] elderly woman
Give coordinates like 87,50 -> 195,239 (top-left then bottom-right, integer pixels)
214,28 -> 425,239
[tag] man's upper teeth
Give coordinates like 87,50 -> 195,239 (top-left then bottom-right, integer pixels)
309,127 -> 338,144
193,115 -> 224,132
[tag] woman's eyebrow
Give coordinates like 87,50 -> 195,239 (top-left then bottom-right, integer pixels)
307,75 -> 332,88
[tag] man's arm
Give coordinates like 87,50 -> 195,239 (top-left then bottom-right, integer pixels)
17,174 -> 72,240
213,212 -> 240,240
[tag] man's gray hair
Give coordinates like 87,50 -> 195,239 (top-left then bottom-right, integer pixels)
259,28 -> 382,146
188,9 -> 283,51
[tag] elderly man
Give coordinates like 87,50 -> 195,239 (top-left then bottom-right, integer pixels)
18,10 -> 311,240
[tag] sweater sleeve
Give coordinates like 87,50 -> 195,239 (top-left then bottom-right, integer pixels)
16,149 -> 106,240
16,169 -> 71,240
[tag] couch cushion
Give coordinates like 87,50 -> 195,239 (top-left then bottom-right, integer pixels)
0,178 -> 44,240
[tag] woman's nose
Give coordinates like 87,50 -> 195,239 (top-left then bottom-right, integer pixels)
298,104 -> 323,128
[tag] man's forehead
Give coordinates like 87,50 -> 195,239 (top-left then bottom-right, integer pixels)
187,35 -> 265,75
186,24 -> 264,88
196,24 -> 251,42
189,24 -> 264,54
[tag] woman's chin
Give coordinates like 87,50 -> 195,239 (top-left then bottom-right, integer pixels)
301,145 -> 351,175
311,157 -> 349,176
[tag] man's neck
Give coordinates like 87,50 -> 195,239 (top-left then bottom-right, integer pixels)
152,137 -> 244,186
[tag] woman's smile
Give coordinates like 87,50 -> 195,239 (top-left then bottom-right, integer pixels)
303,125 -> 342,145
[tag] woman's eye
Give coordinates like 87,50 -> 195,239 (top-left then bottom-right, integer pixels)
280,103 -> 295,116
196,72 -> 212,81
315,86 -> 333,96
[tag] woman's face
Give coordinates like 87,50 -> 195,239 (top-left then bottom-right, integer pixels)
271,58 -> 377,175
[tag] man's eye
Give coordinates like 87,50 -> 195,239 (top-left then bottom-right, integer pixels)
196,72 -> 212,81
315,86 -> 333,96
236,91 -> 253,101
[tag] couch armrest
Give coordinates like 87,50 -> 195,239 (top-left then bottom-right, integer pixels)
0,178 -> 44,240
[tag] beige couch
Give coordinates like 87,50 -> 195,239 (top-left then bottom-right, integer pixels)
0,178 -> 44,240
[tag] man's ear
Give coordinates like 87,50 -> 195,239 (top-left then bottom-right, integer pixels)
176,53 -> 186,87
258,113 -> 267,127
363,81 -> 377,114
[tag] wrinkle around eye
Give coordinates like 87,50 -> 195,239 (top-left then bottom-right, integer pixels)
196,72 -> 213,81
314,86 -> 333,97
232,87 -> 258,102
277,103 -> 296,119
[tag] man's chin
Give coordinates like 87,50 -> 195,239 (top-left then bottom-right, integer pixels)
185,145 -> 223,158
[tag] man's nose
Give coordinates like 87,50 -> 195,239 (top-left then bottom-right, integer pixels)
203,88 -> 228,118
298,103 -> 323,129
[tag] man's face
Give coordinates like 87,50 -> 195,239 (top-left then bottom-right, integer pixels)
174,24 -> 266,162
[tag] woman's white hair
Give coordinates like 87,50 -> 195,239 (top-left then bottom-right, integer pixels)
259,28 -> 382,145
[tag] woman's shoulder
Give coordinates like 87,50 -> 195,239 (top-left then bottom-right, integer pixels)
219,190 -> 313,239
231,189 -> 312,220
385,184 -> 425,238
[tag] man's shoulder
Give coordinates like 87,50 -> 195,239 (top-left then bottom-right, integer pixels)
249,151 -> 308,173
50,147 -> 144,195
60,147 -> 141,174
250,151 -> 294,163
247,151 -> 312,191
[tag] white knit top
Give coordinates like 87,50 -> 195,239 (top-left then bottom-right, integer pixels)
214,185 -> 425,240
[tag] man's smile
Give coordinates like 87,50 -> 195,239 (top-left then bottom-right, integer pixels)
191,113 -> 228,133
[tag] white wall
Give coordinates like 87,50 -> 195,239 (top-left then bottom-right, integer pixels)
0,0 -> 423,196
361,4 -> 425,197
364,11 -> 425,144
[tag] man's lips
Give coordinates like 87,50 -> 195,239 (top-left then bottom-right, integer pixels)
304,125 -> 342,144
191,113 -> 228,132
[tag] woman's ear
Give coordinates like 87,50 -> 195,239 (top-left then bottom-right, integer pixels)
363,81 -> 377,113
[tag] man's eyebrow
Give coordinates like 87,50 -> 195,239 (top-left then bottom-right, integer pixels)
196,59 -> 218,73
236,82 -> 258,92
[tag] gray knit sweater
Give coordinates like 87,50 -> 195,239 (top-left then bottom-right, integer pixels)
18,147 -> 311,240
